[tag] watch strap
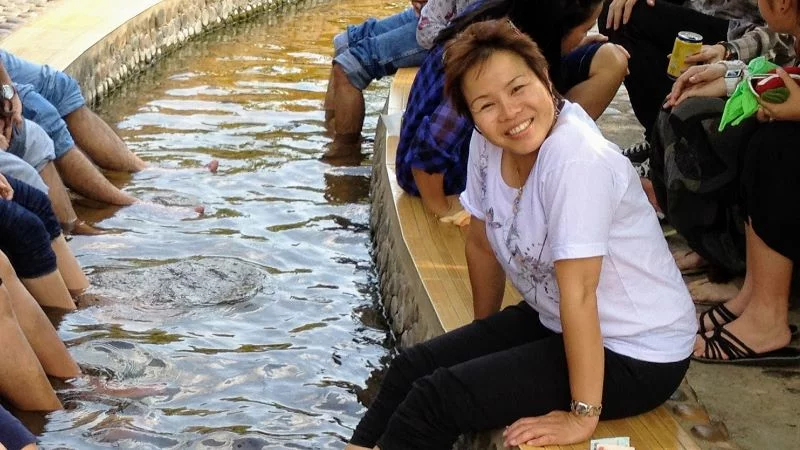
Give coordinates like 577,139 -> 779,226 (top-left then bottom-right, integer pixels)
570,400 -> 602,417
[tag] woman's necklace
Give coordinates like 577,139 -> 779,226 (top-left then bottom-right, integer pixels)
512,158 -> 525,216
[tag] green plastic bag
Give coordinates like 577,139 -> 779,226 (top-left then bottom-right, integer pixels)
719,56 -> 778,131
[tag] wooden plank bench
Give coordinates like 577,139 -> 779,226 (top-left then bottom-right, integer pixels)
369,67 -> 703,450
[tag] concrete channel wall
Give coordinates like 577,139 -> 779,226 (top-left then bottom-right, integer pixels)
5,0 -> 325,106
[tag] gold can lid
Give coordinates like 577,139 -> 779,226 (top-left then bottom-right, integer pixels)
677,31 -> 703,43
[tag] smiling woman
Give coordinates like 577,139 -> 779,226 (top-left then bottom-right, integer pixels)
345,19 -> 696,450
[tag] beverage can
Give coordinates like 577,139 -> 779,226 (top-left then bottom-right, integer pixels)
667,31 -> 703,79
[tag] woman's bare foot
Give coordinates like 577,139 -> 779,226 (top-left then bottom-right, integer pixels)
673,249 -> 708,274
688,277 -> 741,305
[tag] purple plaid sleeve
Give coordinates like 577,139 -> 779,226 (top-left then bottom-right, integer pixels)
395,46 -> 473,197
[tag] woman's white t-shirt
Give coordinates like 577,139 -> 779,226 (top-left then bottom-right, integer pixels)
460,101 -> 696,363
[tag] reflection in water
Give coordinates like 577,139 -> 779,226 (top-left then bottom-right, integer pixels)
38,1 -> 405,447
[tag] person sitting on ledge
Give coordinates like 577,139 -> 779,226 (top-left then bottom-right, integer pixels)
0,117 -> 100,235
323,0 -> 430,158
656,0 -> 800,364
346,19 -> 695,450
395,0 -> 629,222
1,50 -> 141,206
0,173 -> 88,311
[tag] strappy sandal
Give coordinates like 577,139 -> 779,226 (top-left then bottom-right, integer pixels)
698,304 -> 799,338
692,326 -> 800,366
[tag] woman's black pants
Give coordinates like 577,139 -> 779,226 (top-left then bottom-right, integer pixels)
350,302 -> 689,450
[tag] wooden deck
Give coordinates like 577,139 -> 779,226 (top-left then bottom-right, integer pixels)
371,67 -> 703,450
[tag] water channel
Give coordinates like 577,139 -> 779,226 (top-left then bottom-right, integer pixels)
36,1 -> 406,447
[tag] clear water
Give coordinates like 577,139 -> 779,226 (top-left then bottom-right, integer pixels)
36,1 -> 408,447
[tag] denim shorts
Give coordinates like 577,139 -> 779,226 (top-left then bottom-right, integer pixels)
333,8 -> 427,90
15,83 -> 77,159
0,150 -> 48,193
1,51 -> 84,159
0,174 -> 60,278
1,51 -> 85,117
0,405 -> 36,450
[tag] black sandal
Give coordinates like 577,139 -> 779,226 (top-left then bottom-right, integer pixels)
692,326 -> 800,366
698,304 -> 799,338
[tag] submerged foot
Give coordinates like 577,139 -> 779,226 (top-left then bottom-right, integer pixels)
322,133 -> 362,161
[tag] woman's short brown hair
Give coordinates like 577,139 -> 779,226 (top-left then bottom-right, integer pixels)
443,19 -> 556,118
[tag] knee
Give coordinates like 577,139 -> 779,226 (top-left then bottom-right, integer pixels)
0,250 -> 15,281
332,63 -> 356,89
0,276 -> 15,321
592,43 -> 629,83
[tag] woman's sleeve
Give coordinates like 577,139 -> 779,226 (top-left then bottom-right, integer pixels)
539,159 -> 625,261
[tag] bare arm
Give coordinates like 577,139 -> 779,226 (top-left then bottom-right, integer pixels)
411,168 -> 451,216
555,256 -> 604,417
465,217 -> 505,319
504,256 -> 604,446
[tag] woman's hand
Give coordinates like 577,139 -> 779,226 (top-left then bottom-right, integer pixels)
606,0 -> 655,31
578,34 -> 608,48
0,131 -> 8,151
503,410 -> 599,447
0,173 -> 14,200
665,63 -> 727,107
757,68 -> 800,122
683,44 -> 726,65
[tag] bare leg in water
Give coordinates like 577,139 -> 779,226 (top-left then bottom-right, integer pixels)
64,106 -> 146,173
55,148 -> 136,206
10,235 -> 82,311
0,282 -> 62,411
38,162 -> 101,235
323,63 -> 363,160
52,235 -> 88,295
0,252 -> 80,380
324,66 -> 336,134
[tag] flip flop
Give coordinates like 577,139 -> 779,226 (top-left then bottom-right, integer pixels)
697,304 -> 799,337
692,326 -> 800,366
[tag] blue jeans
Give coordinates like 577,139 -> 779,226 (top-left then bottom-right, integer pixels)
333,8 -> 426,90
1,51 -> 84,158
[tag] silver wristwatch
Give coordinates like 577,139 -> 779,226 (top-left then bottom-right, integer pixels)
1,84 -> 14,101
571,400 -> 602,417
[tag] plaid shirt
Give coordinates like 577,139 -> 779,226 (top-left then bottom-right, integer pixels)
395,45 -> 472,197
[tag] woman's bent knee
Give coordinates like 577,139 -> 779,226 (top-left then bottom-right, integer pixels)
591,43 -> 629,80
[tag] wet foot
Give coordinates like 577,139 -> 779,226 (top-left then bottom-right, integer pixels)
72,376 -> 171,399
206,159 -> 219,174
688,277 -> 741,305
322,134 -> 362,161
